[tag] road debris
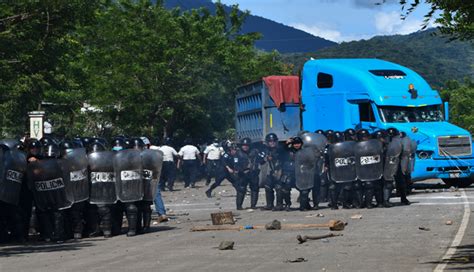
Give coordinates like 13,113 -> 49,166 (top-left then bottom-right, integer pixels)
218,241 -> 234,250
445,220 -> 453,225
305,213 -> 324,218
284,257 -> 307,263
190,220 -> 346,232
265,220 -> 282,230
297,233 -> 343,244
418,227 -> 431,231
211,211 -> 235,225
350,214 -> 363,220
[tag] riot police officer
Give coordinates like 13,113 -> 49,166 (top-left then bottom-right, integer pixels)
396,131 -> 412,205
212,143 -> 247,210
238,138 -> 261,209
29,142 -> 70,242
355,129 -> 384,209
280,137 -> 301,210
260,133 -> 284,211
327,131 -> 355,209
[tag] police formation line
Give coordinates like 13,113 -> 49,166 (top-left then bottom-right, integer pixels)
0,137 -> 166,243
202,128 -> 416,212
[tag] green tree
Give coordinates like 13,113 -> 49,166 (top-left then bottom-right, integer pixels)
440,79 -> 474,133
400,0 -> 474,41
0,0 -> 100,137
79,0 -> 289,140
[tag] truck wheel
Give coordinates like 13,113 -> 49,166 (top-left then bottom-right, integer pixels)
442,178 -> 473,188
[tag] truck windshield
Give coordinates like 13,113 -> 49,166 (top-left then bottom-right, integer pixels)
378,105 -> 443,123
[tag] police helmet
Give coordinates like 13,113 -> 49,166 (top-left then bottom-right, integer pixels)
240,137 -> 252,146
72,137 -> 84,148
41,143 -> 59,158
130,137 -> 145,149
228,142 -> 238,150
28,139 -> 42,150
315,129 -> 324,135
356,129 -> 370,141
399,131 -> 407,138
343,128 -> 357,141
373,130 -> 387,141
39,136 -> 53,147
386,127 -> 399,137
88,142 -> 106,153
334,131 -> 344,143
292,136 -> 303,145
324,130 -> 335,143
265,133 -> 278,143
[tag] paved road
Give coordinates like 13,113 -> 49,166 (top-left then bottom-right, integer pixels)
1,179 -> 474,272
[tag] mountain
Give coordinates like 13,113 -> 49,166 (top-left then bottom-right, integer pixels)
281,29 -> 474,88
163,0 -> 337,53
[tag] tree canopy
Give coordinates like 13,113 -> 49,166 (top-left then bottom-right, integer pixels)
400,0 -> 473,41
0,0 -> 290,141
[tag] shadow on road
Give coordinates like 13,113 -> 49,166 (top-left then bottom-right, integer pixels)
0,240 -> 96,257
425,243 -> 474,270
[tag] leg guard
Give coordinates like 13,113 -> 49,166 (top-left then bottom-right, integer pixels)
273,187 -> 284,211
52,210 -> 65,242
352,181 -> 363,209
236,191 -> 245,210
328,182 -> 339,209
98,205 -> 112,238
143,204 -> 152,232
250,190 -> 259,209
125,203 -> 138,237
264,188 -> 275,210
299,190 -> 311,211
383,179 -> 394,207
71,202 -> 85,239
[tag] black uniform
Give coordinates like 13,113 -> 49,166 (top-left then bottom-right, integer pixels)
260,145 -> 285,210
237,147 -> 261,209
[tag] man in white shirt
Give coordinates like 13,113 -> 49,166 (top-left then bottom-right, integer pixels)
203,138 -> 223,185
158,138 -> 178,191
178,139 -> 202,188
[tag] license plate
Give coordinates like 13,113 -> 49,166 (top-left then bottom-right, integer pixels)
449,172 -> 461,178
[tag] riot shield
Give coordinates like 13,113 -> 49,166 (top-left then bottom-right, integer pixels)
114,149 -> 143,202
408,139 -> 418,173
141,149 -> 163,202
355,139 -> 384,181
62,148 -> 89,203
89,151 -> 117,205
0,139 -> 20,150
258,161 -> 270,188
0,149 -> 27,205
301,133 -> 328,154
27,158 -> 72,211
383,137 -> 402,181
328,141 -> 357,183
295,147 -> 317,190
400,136 -> 412,175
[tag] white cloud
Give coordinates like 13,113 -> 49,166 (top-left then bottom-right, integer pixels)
374,11 -> 434,35
290,23 -> 372,43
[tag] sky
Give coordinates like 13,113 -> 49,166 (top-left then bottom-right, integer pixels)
214,0 -> 438,43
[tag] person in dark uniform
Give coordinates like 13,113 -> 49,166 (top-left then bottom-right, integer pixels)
237,138 -> 261,209
260,133 -> 284,211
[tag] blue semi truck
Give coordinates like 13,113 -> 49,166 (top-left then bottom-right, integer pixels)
235,58 -> 473,186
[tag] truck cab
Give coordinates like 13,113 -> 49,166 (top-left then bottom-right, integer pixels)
301,59 -> 473,184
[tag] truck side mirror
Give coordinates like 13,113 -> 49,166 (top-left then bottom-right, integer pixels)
444,101 -> 449,122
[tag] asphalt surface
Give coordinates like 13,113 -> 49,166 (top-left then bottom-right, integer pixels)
1,179 -> 474,272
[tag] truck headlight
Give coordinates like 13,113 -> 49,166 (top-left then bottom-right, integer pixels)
417,151 -> 433,160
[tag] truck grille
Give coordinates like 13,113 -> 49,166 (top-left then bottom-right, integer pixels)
438,136 -> 472,157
